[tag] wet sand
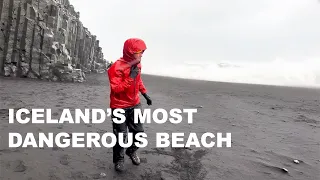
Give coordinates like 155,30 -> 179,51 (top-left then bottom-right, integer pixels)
0,73 -> 319,180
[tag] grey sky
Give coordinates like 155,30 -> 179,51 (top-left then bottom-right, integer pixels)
69,0 -> 320,64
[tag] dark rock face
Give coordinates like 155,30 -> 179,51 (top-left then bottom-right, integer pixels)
0,0 -> 107,82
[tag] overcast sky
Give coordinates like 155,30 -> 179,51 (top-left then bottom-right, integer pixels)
69,0 -> 320,64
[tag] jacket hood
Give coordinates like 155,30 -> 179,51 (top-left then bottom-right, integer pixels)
122,38 -> 147,63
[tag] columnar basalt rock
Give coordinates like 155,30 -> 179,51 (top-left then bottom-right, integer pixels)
0,0 -> 107,82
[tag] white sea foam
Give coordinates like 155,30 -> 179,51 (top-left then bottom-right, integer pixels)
142,58 -> 320,88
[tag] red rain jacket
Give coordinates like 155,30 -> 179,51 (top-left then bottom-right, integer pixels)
107,38 -> 148,109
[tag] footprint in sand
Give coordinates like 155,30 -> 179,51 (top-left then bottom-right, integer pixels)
140,157 -> 148,163
52,146 -> 59,151
59,155 -> 70,166
141,148 -> 209,180
70,171 -> 89,180
193,149 -> 207,159
94,159 -> 107,170
0,109 -> 9,115
52,145 -> 64,151
11,160 -> 27,172
49,171 -> 61,180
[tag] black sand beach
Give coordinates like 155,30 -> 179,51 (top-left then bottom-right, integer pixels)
0,73 -> 319,180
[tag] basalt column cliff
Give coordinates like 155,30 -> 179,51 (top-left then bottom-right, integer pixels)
0,0 -> 107,82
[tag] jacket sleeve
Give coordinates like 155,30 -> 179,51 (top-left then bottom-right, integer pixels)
108,67 -> 134,93
139,76 -> 147,94
137,64 -> 147,94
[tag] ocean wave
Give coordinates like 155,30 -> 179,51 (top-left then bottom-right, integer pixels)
143,59 -> 320,88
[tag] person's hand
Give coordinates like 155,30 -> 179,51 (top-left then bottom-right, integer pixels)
142,93 -> 152,105
130,59 -> 141,66
130,65 -> 139,79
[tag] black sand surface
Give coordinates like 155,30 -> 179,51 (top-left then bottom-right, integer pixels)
0,73 -> 319,180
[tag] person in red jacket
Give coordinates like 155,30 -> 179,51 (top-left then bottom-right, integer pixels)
107,38 -> 152,172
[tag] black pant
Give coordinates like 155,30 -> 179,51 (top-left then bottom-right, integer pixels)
111,103 -> 144,163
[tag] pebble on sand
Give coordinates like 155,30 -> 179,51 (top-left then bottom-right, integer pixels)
13,160 -> 27,172
100,173 -> 106,177
282,168 -> 288,173
293,160 -> 300,164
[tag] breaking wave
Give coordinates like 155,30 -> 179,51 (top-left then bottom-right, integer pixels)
143,59 -> 320,88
